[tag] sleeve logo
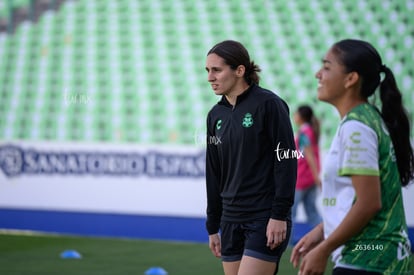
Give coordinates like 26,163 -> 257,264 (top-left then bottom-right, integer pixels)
216,119 -> 222,130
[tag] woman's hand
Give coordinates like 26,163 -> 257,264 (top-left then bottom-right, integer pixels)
208,233 -> 221,258
290,223 -> 324,268
298,243 -> 330,275
266,219 -> 287,250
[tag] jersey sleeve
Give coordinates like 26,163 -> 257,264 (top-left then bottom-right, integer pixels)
205,112 -> 222,235
338,120 -> 379,176
264,98 -> 297,221
298,132 -> 311,150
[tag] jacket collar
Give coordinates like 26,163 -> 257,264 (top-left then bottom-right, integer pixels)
218,84 -> 255,107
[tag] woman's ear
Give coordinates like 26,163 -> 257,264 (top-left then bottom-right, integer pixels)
235,65 -> 246,78
344,71 -> 360,89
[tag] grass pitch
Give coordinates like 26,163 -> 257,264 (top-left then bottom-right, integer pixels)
5,232 -> 410,275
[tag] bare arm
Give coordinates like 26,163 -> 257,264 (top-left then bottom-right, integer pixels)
299,175 -> 381,274
318,175 -> 381,252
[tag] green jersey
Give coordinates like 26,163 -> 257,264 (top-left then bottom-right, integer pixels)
322,103 -> 412,274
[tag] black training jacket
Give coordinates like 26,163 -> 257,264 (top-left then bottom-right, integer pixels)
205,84 -> 297,235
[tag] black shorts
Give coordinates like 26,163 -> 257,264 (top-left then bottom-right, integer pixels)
332,267 -> 382,275
220,218 -> 291,264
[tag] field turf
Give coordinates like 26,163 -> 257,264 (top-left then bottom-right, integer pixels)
0,232 -> 410,275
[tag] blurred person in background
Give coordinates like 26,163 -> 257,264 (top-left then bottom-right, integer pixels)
290,104 -> 322,246
291,39 -> 414,275
205,40 -> 297,275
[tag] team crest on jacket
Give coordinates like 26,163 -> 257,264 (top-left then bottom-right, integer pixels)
242,113 -> 253,128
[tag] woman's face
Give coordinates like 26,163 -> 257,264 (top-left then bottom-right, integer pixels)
315,47 -> 349,104
205,53 -> 240,96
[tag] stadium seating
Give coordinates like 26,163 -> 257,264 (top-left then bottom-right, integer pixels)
0,0 -> 413,148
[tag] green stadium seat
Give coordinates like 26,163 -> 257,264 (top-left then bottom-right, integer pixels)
0,0 -> 413,146
0,3 -> 9,22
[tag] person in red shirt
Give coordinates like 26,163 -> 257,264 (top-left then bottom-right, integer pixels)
290,105 -> 322,245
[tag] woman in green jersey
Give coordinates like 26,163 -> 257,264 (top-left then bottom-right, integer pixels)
290,39 -> 414,274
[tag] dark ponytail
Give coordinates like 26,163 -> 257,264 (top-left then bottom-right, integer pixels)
297,105 -> 320,143
245,61 -> 261,85
379,65 -> 414,186
207,40 -> 261,85
333,39 -> 414,186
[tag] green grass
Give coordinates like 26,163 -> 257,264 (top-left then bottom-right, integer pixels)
0,233 -> 348,275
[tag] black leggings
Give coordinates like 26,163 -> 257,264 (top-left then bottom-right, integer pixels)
333,267 -> 382,275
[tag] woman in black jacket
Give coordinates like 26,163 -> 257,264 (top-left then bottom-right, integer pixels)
205,40 -> 297,275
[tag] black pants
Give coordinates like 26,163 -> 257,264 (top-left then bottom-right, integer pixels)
333,267 -> 382,275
